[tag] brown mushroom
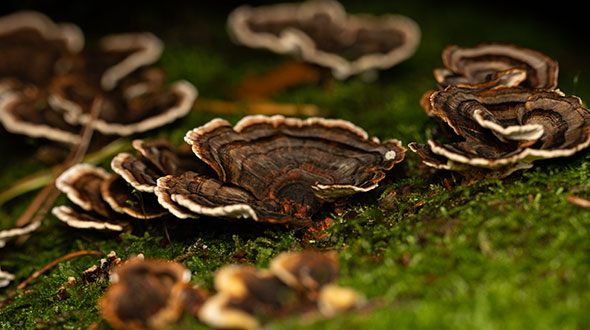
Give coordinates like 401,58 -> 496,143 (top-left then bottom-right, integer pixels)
52,164 -> 131,230
0,11 -> 84,143
199,250 -> 364,329
49,60 -> 197,137
409,86 -> 590,179
155,115 -> 405,223
198,265 -> 303,330
100,175 -> 169,220
0,88 -> 81,143
0,11 -> 83,91
433,42 -> 559,89
227,0 -> 420,79
111,138 -> 214,194
269,250 -> 339,297
99,257 -> 204,330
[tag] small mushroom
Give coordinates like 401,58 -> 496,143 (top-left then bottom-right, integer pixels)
317,283 -> 366,317
269,250 -> 339,297
52,164 -> 135,230
198,265 -> 302,330
156,115 -> 405,223
433,42 -> 559,89
0,268 -> 15,288
227,0 -> 420,79
200,250 -> 363,329
99,257 -> 203,330
409,86 -> 590,179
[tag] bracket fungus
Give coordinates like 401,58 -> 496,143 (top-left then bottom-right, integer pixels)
155,115 -> 405,223
410,43 -> 589,181
52,161 -> 171,231
0,221 -> 41,249
410,85 -> 590,180
227,0 -> 420,80
99,257 -> 207,330
0,11 -> 84,143
433,43 -> 559,90
53,164 -> 130,231
0,10 -> 197,143
111,138 -> 214,194
0,10 -> 83,91
48,33 -> 197,137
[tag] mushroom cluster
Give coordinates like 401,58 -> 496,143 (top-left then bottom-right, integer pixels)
52,114 -> 405,228
0,11 -> 197,144
199,250 -> 364,330
98,251 -> 363,330
227,0 -> 420,80
409,43 -> 590,181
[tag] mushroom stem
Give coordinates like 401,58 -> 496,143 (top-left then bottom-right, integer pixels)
194,98 -> 320,117
14,97 -> 104,228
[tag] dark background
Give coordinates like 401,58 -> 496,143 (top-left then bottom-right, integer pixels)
2,1 -> 587,70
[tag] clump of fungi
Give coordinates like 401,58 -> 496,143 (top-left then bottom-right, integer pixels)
52,114 -> 405,229
227,0 -> 420,80
409,43 -> 590,182
0,10 -> 197,145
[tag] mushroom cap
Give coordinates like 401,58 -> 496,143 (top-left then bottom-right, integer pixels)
53,163 -> 161,230
227,0 -> 420,79
155,115 -> 405,223
269,250 -> 339,294
0,10 -> 83,89
64,32 -> 162,91
199,265 -> 302,329
434,42 -> 559,89
51,205 -> 127,231
0,88 -> 81,144
111,138 -> 215,193
317,283 -> 366,317
0,11 -> 85,143
49,68 -> 198,137
55,163 -> 113,215
100,175 -> 168,220
99,258 -> 191,330
0,268 -> 15,288
0,221 -> 41,248
410,87 -> 590,172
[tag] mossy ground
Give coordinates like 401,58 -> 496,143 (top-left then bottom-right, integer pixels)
1,1 -> 589,329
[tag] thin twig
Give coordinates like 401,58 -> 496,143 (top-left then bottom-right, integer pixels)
16,250 -> 105,291
15,96 -> 103,227
566,195 -> 590,208
0,138 -> 130,207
